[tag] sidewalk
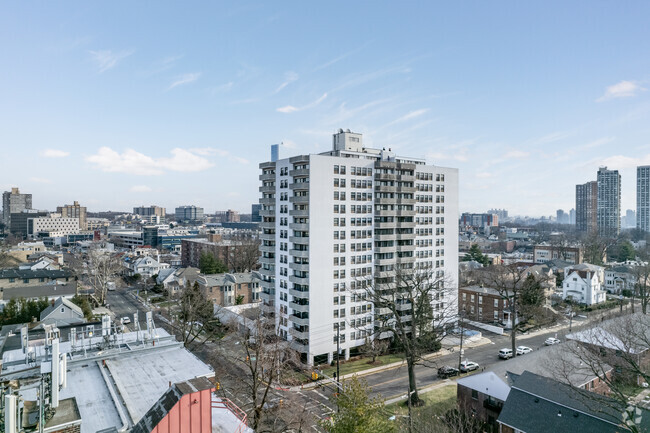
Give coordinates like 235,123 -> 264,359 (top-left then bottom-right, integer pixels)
291,335 -> 492,391
385,378 -> 454,405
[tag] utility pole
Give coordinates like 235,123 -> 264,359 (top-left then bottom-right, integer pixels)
458,310 -> 464,372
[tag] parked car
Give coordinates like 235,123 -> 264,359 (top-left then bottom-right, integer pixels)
498,348 -> 514,359
122,316 -> 132,324
545,337 -> 560,346
437,366 -> 460,378
516,346 -> 533,355
460,361 -> 480,372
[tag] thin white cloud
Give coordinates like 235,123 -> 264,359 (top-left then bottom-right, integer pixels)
29,177 -> 52,184
188,147 -> 249,164
277,93 -> 327,113
597,80 -> 646,102
39,149 -> 70,158
208,81 -> 234,95
86,147 -> 214,175
503,150 -> 530,159
130,185 -> 152,193
274,71 -> 299,94
167,72 -> 202,90
528,131 -> 572,146
89,49 -> 135,73
385,109 -> 429,127
598,154 -> 650,170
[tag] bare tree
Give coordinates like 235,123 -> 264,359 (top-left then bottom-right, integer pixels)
548,314 -> 650,433
175,281 -> 221,347
367,265 -> 455,406
476,264 -> 551,355
411,404 -> 488,433
213,316 -> 302,432
361,337 -> 389,364
633,248 -> 650,315
227,236 -> 261,272
84,246 -> 121,305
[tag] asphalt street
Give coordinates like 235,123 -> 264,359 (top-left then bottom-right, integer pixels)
105,287 -> 153,332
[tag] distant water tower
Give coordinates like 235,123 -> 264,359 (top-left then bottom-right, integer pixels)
271,144 -> 280,162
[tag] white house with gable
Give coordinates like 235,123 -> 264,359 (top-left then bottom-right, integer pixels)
563,263 -> 606,305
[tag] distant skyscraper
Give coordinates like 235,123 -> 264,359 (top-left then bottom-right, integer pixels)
597,166 -> 621,237
569,208 -> 576,225
637,166 -> 650,232
133,205 -> 166,222
625,209 -> 636,229
251,204 -> 261,222
271,144 -> 280,162
576,181 -> 597,233
2,187 -> 32,229
556,209 -> 566,224
175,206 -> 204,223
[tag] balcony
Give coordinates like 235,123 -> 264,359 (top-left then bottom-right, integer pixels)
289,223 -> 309,231
290,182 -> 309,190
289,168 -> 310,177
261,302 -> 276,314
375,256 -> 396,266
375,173 -> 396,182
260,232 -> 275,241
289,262 -> 309,272
259,173 -> 275,181
259,184 -> 275,193
289,274 -> 309,285
289,236 -> 309,245
289,288 -> 309,299
260,291 -> 275,302
375,233 -> 396,242
289,301 -> 309,313
260,244 -> 275,253
290,340 -> 309,353
375,185 -> 396,192
396,209 -> 416,217
375,208 -> 396,217
291,315 -> 309,326
260,220 -> 275,230
289,327 -> 309,340
260,197 -> 275,205
374,245 -> 395,254
290,209 -> 309,217
259,209 -> 275,217
259,255 -> 275,265
289,195 -> 309,204
396,244 -> 416,252
289,248 -> 309,258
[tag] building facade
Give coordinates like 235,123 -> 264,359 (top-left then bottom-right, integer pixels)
258,129 -> 459,365
563,263 -> 606,305
638,166 -> 650,232
533,244 -> 583,264
197,272 -> 262,306
56,201 -> 87,230
459,213 -> 498,228
133,205 -> 167,222
597,166 -> 621,237
459,286 -> 514,326
2,187 -> 32,228
27,215 -> 80,238
576,181 -> 598,233
175,206 -> 204,223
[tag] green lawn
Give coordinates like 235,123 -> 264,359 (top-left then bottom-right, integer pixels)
386,384 -> 457,416
320,352 -> 406,378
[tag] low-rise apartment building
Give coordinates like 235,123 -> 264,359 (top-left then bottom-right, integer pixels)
197,271 -> 262,306
533,243 -> 583,264
459,285 -> 513,325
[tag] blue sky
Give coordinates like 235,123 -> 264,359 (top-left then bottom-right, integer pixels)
1,2 -> 649,216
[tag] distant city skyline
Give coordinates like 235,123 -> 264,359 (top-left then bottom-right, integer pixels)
2,2 -> 650,215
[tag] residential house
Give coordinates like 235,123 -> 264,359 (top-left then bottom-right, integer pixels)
459,285 -> 515,327
39,297 -> 85,325
156,267 -> 200,295
18,256 -> 61,271
563,263 -> 607,305
457,372 -> 510,429
123,256 -> 170,278
197,272 -> 262,306
604,264 -> 636,294
497,371 -> 649,433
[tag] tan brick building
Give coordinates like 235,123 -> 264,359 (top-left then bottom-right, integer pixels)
196,272 -> 262,306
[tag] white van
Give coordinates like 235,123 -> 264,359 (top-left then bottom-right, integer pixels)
498,348 -> 513,359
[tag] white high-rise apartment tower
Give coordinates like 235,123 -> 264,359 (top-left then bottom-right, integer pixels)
258,129 -> 458,365
638,166 -> 650,232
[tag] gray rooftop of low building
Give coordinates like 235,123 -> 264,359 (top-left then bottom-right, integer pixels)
2,283 -> 77,301
0,268 -> 73,280
199,272 -> 262,287
497,371 -> 648,433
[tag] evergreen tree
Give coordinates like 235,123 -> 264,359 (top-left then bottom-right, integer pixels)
462,244 -> 489,266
